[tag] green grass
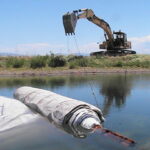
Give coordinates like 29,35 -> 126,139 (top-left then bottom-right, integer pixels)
6,57 -> 25,68
88,55 -> 150,68
30,56 -> 47,69
0,54 -> 150,70
48,55 -> 67,67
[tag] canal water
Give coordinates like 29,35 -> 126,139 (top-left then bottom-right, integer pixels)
0,73 -> 150,150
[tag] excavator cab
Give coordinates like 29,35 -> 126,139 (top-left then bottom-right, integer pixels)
113,31 -> 131,49
63,12 -> 77,35
114,31 -> 126,41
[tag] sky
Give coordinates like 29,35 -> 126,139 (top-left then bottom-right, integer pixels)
0,0 -> 150,55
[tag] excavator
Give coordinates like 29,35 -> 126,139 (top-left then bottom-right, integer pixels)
62,9 -> 136,56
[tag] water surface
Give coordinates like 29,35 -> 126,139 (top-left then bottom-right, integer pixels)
0,73 -> 150,150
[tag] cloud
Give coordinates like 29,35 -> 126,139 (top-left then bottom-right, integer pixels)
16,43 -> 66,55
77,42 -> 99,54
0,42 -> 99,55
0,43 -> 66,55
0,35 -> 150,55
129,35 -> 150,43
129,35 -> 150,54
70,35 -> 150,55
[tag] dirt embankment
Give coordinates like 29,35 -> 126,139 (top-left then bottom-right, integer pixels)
0,68 -> 150,77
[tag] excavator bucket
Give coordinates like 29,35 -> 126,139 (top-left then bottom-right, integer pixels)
62,12 -> 77,35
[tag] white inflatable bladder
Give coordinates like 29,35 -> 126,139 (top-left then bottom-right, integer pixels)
14,86 -> 105,138
0,96 -> 40,132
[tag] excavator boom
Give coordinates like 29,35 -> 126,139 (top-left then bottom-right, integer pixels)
63,9 -> 114,43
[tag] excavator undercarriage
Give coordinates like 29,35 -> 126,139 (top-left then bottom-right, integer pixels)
63,9 -> 136,56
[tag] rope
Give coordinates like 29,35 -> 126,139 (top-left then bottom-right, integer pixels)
93,125 -> 136,147
66,36 -> 70,54
72,34 -> 101,108
73,35 -> 80,55
88,81 -> 99,107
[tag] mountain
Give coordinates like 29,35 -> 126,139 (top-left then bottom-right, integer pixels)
0,52 -> 20,56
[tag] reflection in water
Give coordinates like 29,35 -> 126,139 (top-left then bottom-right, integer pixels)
100,75 -> 132,115
0,74 -> 149,117
0,75 -> 98,89
0,74 -> 144,116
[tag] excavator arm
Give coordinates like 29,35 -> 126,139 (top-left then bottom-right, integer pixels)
63,9 -> 135,55
63,9 -> 114,49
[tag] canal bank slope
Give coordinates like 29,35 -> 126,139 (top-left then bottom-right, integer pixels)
0,68 -> 150,77
0,54 -> 150,76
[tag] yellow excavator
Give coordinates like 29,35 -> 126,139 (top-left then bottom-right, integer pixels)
62,9 -> 136,56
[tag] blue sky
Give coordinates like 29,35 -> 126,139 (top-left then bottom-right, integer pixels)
0,0 -> 150,55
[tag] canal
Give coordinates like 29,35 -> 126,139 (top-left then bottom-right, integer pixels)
0,73 -> 150,150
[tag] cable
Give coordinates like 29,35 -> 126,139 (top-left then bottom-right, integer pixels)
73,34 -> 101,108
66,36 -> 70,54
73,35 -> 80,55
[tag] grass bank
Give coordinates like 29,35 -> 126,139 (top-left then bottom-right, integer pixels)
0,54 -> 150,76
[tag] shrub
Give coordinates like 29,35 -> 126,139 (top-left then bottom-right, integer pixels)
141,60 -> 150,68
67,55 -> 83,62
30,56 -> 46,69
77,58 -> 89,67
69,62 -> 77,69
48,55 -> 66,67
113,61 -> 123,67
6,57 -> 25,68
13,59 -> 25,68
68,57 -> 89,68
